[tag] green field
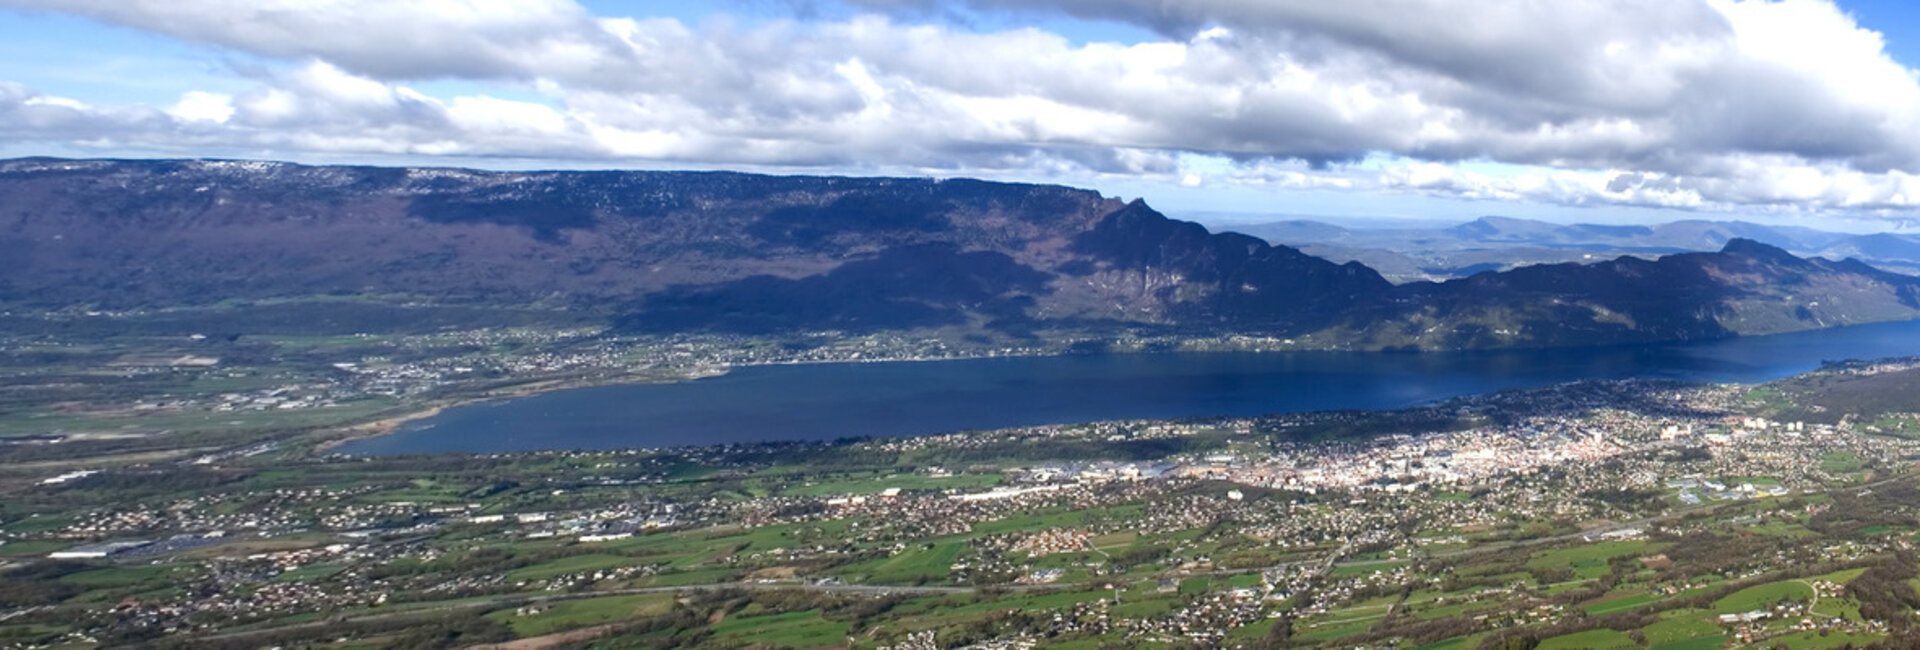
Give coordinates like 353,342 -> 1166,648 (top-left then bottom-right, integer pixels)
1768,630 -> 1884,649
0,399 -> 399,437
1538,628 -> 1638,649
1297,617 -> 1377,642
1808,567 -> 1867,584
0,624 -> 68,647
60,565 -> 179,588
858,541 -> 965,584
0,540 -> 68,556
710,609 -> 850,648
1088,531 -> 1136,549
1528,540 -> 1651,580
1641,609 -> 1720,645
1713,580 -> 1814,613
486,593 -> 674,637
1583,590 -> 1659,615
1649,636 -> 1726,650
1820,451 -> 1865,473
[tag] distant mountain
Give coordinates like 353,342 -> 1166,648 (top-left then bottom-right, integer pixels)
1224,215 -> 1916,281
1818,233 -> 1920,265
1364,239 -> 1920,349
3,158 -> 1918,351
1445,215 -> 1577,242
1229,219 -> 1357,243
1442,216 -> 1846,251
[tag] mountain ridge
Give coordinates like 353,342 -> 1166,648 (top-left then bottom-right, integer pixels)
3,158 -> 1918,351
1221,214 -> 1920,281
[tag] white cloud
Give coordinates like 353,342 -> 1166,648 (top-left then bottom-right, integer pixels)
0,0 -> 630,83
167,91 -> 234,123
1,0 -> 1919,216
445,96 -> 570,137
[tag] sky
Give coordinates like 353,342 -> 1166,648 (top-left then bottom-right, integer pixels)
4,1 -> 1920,230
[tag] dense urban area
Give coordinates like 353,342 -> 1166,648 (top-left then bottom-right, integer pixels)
6,316 -> 1920,649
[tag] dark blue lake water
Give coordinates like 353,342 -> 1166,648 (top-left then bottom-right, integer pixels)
337,319 -> 1920,455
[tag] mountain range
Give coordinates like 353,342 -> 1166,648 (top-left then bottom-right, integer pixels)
1223,215 -> 1920,282
3,158 -> 1919,351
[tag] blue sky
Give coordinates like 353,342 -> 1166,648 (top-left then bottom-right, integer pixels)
1840,0 -> 1920,61
4,0 -> 1920,231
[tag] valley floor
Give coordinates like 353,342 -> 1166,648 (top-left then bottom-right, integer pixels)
6,360 -> 1920,648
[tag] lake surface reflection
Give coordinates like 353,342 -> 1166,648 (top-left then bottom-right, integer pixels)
337,319 -> 1920,455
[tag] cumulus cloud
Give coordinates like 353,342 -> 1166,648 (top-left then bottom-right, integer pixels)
0,82 -> 191,147
2,0 -> 1920,214
0,0 -> 632,83
166,91 -> 234,123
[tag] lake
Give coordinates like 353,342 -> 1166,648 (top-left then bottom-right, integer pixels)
336,319 -> 1920,455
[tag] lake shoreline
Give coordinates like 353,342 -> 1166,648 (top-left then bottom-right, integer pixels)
325,319 -> 1920,456
311,365 -> 735,454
